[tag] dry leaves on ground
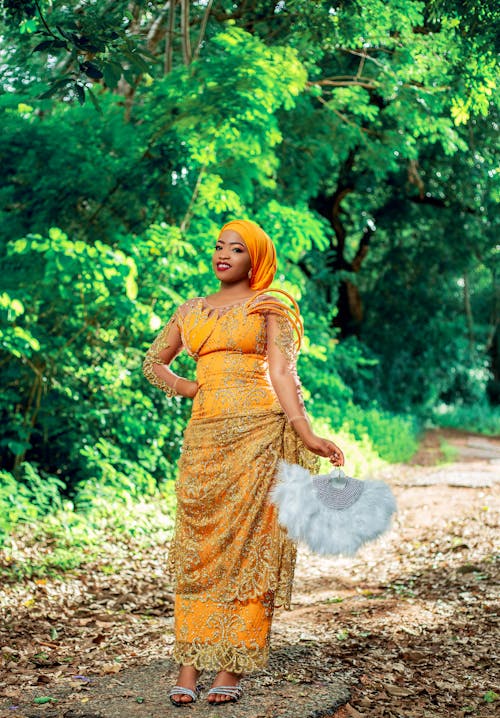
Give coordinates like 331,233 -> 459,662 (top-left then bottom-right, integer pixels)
0,429 -> 498,718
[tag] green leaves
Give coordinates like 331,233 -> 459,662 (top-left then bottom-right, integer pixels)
79,61 -> 103,80
0,0 -> 497,536
102,61 -> 123,90
33,39 -> 68,53
5,229 -> 139,314
0,219 -> 198,524
484,691 -> 499,703
1,1 -> 156,105
255,200 -> 330,262
328,87 -> 380,123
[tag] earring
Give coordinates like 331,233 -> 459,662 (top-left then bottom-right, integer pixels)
248,269 -> 252,279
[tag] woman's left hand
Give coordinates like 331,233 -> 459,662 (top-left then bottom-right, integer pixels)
303,434 -> 345,466
176,378 -> 199,399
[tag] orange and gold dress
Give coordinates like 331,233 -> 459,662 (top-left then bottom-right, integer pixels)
143,294 -> 317,673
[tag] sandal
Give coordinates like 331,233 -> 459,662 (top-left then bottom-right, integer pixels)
207,684 -> 243,704
169,684 -> 201,707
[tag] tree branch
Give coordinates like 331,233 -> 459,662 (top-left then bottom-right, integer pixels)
146,2 -> 170,55
180,0 -> 192,65
180,164 -> 206,232
352,225 -> 374,273
193,0 -> 215,62
308,78 -> 378,90
34,0 -> 59,39
165,0 -> 177,74
463,271 -> 476,351
317,95 -> 375,135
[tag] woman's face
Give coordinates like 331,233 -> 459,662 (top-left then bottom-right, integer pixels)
212,230 -> 252,284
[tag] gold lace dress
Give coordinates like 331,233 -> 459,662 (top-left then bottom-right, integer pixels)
142,295 -> 317,672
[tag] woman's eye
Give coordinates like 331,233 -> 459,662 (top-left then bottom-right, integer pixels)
233,248 -> 242,253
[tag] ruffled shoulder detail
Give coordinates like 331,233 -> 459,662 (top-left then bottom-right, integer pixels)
245,289 -> 303,351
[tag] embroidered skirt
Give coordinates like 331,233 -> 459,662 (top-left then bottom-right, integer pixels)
168,410 -> 317,672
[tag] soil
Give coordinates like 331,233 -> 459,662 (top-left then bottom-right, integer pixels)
0,428 -> 498,718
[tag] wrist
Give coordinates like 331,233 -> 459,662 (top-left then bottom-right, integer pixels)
177,377 -> 198,398
288,415 -> 314,441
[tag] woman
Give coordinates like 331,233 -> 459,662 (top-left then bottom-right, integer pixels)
142,219 -> 344,706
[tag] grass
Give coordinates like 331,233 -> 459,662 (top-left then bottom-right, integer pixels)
438,439 -> 459,464
432,402 -> 500,436
1,417 -> 393,581
0,490 -> 176,582
4,400 -> 496,583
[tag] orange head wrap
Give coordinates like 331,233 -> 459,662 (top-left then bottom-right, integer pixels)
218,219 -> 303,349
218,219 -> 277,291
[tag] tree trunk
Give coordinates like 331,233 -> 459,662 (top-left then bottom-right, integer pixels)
180,0 -> 192,65
463,271 -> 475,352
310,151 -> 372,338
486,267 -> 500,404
165,0 -> 177,74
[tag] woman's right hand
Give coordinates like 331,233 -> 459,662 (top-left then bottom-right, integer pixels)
303,433 -> 345,466
176,378 -> 199,399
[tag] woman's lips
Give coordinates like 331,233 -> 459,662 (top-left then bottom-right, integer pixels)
216,263 -> 231,271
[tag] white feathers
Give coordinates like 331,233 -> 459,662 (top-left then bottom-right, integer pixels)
270,461 -> 397,556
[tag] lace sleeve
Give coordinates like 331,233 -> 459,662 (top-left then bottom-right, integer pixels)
266,312 -> 307,423
273,313 -> 298,366
142,311 -> 183,397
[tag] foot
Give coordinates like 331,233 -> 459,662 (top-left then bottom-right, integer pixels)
207,670 -> 242,704
170,664 -> 200,705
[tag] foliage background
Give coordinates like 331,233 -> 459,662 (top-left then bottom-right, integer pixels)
0,0 -> 498,543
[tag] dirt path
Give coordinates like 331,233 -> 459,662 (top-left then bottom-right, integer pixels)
0,428 -> 498,718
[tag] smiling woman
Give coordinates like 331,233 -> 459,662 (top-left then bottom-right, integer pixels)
212,230 -> 252,284
142,219 -> 344,706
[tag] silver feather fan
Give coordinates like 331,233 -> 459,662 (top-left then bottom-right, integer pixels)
270,461 -> 397,556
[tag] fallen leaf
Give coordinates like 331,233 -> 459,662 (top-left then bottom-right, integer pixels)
78,617 -> 95,626
401,649 -> 428,662
357,699 -> 372,708
101,663 -> 121,674
1,687 -> 20,698
346,704 -> 365,717
383,683 -> 415,697
71,675 -> 91,683
36,674 -> 51,684
391,661 -> 407,673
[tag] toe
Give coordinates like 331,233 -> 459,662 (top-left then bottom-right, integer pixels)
171,692 -> 194,704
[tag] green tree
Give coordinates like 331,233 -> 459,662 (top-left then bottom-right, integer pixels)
1,0 -> 498,531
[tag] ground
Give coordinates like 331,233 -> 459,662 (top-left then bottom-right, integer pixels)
0,428 -> 498,718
